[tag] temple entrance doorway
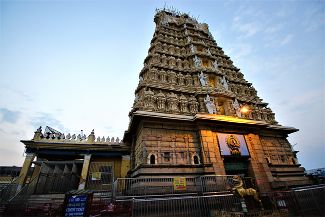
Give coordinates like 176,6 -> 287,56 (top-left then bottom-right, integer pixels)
223,157 -> 249,176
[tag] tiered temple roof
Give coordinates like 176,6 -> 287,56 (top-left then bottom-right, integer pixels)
131,9 -> 277,125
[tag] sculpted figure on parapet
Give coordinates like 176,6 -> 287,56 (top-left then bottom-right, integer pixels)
233,98 -> 241,118
190,44 -> 196,53
193,55 -> 201,68
213,59 -> 218,70
221,75 -> 229,91
177,73 -> 184,85
184,74 -> 192,86
168,70 -> 177,84
144,88 -> 155,110
167,92 -> 179,112
179,94 -> 188,113
156,91 -> 166,111
188,96 -> 199,114
198,71 -> 208,86
204,94 -> 217,114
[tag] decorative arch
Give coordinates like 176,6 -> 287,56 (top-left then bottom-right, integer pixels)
191,153 -> 200,165
147,153 -> 158,165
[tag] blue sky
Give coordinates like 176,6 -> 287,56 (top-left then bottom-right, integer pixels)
0,0 -> 324,170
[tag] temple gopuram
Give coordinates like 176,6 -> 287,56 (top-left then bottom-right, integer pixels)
2,8 -> 320,217
123,9 -> 311,192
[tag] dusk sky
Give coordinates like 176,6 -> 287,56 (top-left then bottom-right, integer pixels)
0,0 -> 324,170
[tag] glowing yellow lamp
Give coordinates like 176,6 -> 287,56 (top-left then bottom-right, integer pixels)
240,105 -> 250,114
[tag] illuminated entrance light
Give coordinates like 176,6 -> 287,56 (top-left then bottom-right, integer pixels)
240,105 -> 251,114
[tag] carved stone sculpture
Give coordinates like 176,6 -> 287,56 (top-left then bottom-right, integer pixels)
179,94 -> 188,113
177,73 -> 184,85
221,75 -> 229,91
144,88 -> 155,110
233,98 -> 241,118
204,95 -> 217,114
168,70 -> 177,84
198,71 -> 208,86
190,44 -> 196,53
184,74 -> 192,86
156,91 -> 166,111
167,92 -> 179,112
213,60 -> 218,69
188,96 -> 199,114
193,55 -> 201,68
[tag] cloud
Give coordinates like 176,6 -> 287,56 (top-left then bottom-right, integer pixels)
232,16 -> 260,38
0,108 -> 21,123
302,4 -> 325,32
279,34 -> 293,46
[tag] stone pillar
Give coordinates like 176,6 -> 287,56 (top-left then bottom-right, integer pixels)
245,134 -> 272,193
17,153 -> 35,191
78,154 -> 91,190
199,129 -> 226,175
121,155 -> 130,178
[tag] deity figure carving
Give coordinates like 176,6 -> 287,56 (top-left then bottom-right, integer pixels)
213,59 -> 218,70
188,96 -> 199,114
161,54 -> 168,65
176,58 -> 183,69
192,74 -> 200,86
221,75 -> 229,91
190,44 -> 196,53
177,73 -> 184,85
168,56 -> 176,66
183,59 -> 190,69
152,53 -> 160,63
167,92 -> 179,112
233,98 -> 241,117
193,55 -> 202,68
149,69 -> 157,81
198,72 -> 208,86
168,70 -> 177,84
169,45 -> 175,54
156,91 -> 166,111
184,74 -> 192,86
179,94 -> 188,113
160,14 -> 169,27
144,88 -> 155,110
204,95 -> 217,114
206,48 -> 211,55
160,70 -> 167,83
187,36 -> 191,43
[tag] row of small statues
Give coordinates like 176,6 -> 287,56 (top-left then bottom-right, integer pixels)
156,31 -> 214,48
140,89 -> 199,114
39,132 -> 121,143
142,69 -> 200,86
154,41 -> 219,57
149,52 -> 225,71
96,136 -> 120,143
139,90 -> 275,123
142,69 -> 230,92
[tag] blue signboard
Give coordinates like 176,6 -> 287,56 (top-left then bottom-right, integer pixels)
64,194 -> 92,217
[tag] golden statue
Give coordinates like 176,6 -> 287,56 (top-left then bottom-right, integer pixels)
232,175 -> 263,210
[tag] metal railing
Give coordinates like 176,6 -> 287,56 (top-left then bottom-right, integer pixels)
0,175 -> 21,202
113,175 -> 256,199
132,194 -> 242,217
114,177 -> 201,199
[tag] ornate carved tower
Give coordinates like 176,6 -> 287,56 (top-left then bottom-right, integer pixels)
123,9 -> 311,192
